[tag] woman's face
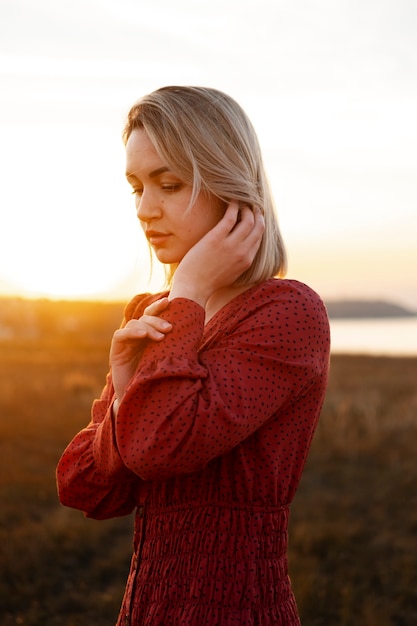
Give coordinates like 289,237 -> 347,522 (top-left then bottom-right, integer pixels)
125,129 -> 225,265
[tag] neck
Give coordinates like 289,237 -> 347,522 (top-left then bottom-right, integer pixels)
205,283 -> 254,324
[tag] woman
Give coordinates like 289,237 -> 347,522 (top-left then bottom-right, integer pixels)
57,86 -> 330,625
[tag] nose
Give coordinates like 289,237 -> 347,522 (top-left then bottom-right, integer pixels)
135,189 -> 162,222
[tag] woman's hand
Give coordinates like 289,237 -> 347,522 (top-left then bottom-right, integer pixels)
169,201 -> 265,306
110,297 -> 172,401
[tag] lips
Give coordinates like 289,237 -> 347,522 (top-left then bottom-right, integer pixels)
145,230 -> 171,246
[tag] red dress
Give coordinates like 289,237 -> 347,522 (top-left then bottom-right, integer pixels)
57,278 -> 330,625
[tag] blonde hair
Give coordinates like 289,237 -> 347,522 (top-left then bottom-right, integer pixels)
123,86 -> 287,285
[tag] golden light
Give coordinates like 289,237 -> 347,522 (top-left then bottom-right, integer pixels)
0,124 -> 156,300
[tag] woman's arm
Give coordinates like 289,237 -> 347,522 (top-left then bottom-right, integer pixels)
56,374 -> 139,519
56,295 -> 172,519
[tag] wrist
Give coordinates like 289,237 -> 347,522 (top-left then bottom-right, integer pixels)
168,281 -> 209,309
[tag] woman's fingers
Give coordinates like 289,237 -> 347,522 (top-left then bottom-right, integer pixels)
110,298 -> 172,399
215,201 -> 264,243
143,296 -> 170,316
232,204 -> 264,240
117,297 -> 172,341
123,315 -> 172,341
204,200 -> 240,238
223,204 -> 264,271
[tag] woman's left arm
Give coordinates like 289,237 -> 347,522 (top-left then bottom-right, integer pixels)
56,377 -> 141,519
57,293 -> 175,518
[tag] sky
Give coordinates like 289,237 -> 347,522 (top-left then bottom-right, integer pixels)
0,0 -> 416,309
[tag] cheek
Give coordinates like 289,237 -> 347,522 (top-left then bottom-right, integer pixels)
185,195 -> 224,238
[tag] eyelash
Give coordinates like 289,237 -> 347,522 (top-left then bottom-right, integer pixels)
131,184 -> 182,196
162,184 -> 182,192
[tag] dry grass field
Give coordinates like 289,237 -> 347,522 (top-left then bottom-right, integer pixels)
1,298 -> 416,625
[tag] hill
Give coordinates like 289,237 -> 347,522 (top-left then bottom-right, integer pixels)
325,299 -> 417,319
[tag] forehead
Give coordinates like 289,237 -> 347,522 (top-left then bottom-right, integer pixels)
125,129 -> 165,177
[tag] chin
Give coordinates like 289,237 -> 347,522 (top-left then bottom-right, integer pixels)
154,250 -> 182,264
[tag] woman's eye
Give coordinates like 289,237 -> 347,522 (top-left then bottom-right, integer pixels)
130,183 -> 182,196
162,183 -> 182,192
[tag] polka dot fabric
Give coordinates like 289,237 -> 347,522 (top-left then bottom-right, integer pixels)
57,278 -> 330,625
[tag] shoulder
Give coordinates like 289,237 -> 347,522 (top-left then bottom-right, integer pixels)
250,278 -> 328,318
123,290 -> 169,323
246,279 -> 330,363
242,279 -> 330,347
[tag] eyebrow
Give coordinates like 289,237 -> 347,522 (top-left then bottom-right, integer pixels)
149,166 -> 169,178
126,166 -> 170,181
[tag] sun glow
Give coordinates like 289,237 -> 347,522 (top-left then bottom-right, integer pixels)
0,125 -> 154,300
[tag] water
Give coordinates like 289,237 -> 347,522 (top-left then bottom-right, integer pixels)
330,317 -> 417,356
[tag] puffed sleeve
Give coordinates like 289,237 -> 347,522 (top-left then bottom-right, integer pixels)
92,283 -> 329,481
56,292 -> 168,517
56,370 -> 141,519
